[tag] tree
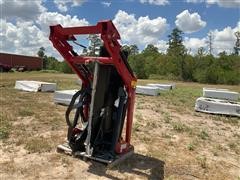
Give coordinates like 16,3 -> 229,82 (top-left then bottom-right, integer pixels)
37,47 -> 45,58
167,28 -> 186,56
233,31 -> 240,55
197,47 -> 206,58
128,54 -> 147,79
87,34 -> 102,56
37,47 -> 48,69
142,44 -> 158,54
122,44 -> 139,56
167,28 -> 187,80
61,61 -> 73,73
46,56 -> 61,71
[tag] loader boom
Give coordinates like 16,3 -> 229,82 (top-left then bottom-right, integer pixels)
49,20 -> 137,164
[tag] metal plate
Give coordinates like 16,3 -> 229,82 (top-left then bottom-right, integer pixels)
56,143 -> 134,167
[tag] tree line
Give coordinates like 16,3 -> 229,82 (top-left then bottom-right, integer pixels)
38,28 -> 240,85
126,28 -> 240,85
37,47 -> 73,73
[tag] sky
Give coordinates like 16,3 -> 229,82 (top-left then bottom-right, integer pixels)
0,0 -> 240,59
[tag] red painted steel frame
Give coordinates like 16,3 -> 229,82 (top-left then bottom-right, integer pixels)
49,20 -> 137,149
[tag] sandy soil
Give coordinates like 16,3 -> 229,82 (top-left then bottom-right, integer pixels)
0,72 -> 239,179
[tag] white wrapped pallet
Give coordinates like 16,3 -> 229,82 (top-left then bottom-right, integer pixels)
15,80 -> 56,92
147,83 -> 175,90
203,88 -> 239,101
136,85 -> 160,96
195,97 -> 240,117
54,89 -> 79,105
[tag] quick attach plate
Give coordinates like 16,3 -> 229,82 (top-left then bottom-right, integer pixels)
56,143 -> 134,168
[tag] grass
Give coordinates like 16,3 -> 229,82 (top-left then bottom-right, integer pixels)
18,108 -> 34,117
24,137 -> 53,153
171,121 -> 191,133
161,132 -> 171,138
163,112 -> 172,123
198,130 -> 210,140
187,143 -> 195,151
0,114 -> 12,140
211,115 -> 239,126
196,156 -> 207,169
133,121 -> 141,132
135,113 -> 144,121
160,87 -> 202,112
228,142 -> 240,154
187,139 -> 199,151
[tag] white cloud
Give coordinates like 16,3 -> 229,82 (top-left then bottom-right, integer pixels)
211,23 -> 240,54
183,37 -> 207,54
53,0 -> 86,12
0,12 -> 90,58
155,40 -> 168,53
101,1 -> 111,7
186,0 -> 240,8
175,10 -> 206,33
0,19 -> 47,56
53,0 -> 68,12
185,0 -> 204,3
0,0 -> 46,20
140,0 -> 169,5
211,0 -> 240,8
37,12 -> 89,34
71,0 -> 86,6
182,22 -> 240,55
113,10 -> 168,45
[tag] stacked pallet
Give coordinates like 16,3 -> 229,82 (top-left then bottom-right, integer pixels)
195,88 -> 240,117
15,80 -> 56,92
136,83 -> 175,96
53,89 -> 79,106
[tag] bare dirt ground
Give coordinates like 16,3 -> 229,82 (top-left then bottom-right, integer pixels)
0,72 -> 239,180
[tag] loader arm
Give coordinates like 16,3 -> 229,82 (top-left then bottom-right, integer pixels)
49,20 -> 137,163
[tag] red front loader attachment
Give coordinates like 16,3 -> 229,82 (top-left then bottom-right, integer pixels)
49,20 -> 137,165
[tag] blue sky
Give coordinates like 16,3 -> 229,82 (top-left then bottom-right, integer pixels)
1,0 -> 240,58
44,0 -> 239,36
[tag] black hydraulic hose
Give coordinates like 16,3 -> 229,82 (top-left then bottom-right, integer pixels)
65,87 -> 91,141
65,86 -> 91,127
73,41 -> 87,49
65,89 -> 84,128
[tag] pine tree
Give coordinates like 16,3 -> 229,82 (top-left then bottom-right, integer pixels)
167,28 -> 186,56
121,44 -> 139,56
143,44 -> 159,54
167,28 -> 187,80
37,47 -> 47,69
87,34 -> 102,56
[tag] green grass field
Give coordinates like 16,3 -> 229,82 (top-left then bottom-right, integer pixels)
0,72 -> 239,179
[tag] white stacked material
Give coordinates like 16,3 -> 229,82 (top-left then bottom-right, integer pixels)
136,85 -> 160,96
54,89 -> 79,105
195,97 -> 240,117
15,80 -> 56,92
203,88 -> 239,101
147,83 -> 175,90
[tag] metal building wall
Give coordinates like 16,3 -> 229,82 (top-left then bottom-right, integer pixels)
0,52 -> 43,70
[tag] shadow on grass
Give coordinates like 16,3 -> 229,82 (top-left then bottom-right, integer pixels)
87,153 -> 165,180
